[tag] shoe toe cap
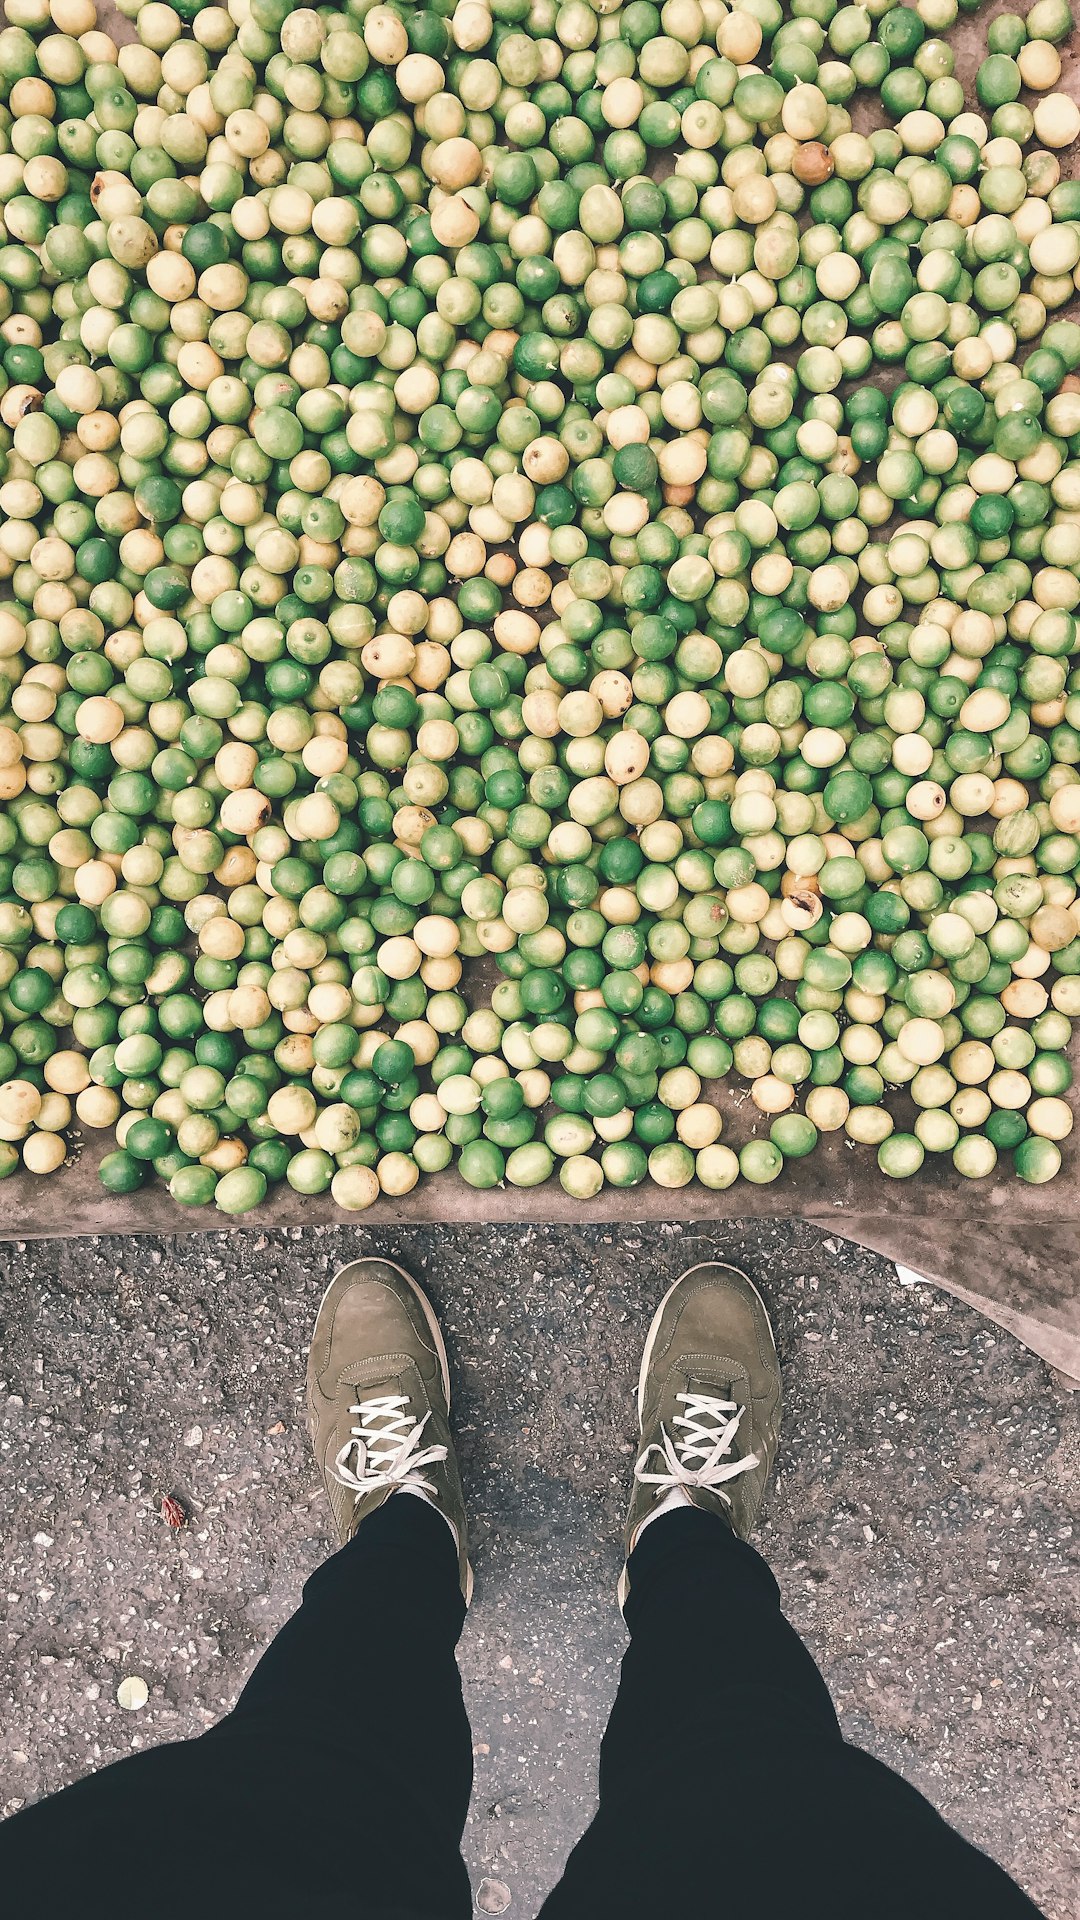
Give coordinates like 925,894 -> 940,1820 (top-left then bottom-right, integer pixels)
310,1262 -> 441,1386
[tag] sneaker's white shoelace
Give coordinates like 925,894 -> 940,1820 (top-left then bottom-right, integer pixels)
635,1391 -> 759,1507
332,1393 -> 447,1500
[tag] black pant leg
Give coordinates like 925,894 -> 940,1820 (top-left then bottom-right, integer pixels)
540,1507 -> 1043,1920
0,1495 -> 473,1920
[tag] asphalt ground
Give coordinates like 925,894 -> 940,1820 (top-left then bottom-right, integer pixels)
0,1219 -> 1075,1914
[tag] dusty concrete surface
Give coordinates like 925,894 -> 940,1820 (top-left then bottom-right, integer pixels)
0,1221 -> 1076,1916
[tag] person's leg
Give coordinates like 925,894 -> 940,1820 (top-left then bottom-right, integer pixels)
0,1260 -> 475,1920
541,1264 -> 1043,1920
0,1496 -> 471,1919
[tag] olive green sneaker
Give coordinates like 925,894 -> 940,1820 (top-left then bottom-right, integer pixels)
306,1258 -> 472,1603
619,1262 -> 781,1608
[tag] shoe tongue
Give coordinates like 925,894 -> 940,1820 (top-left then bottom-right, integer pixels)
340,1357 -> 413,1395
337,1369 -> 419,1464
675,1371 -> 747,1462
680,1361 -> 739,1408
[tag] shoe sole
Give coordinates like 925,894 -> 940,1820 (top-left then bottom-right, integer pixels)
636,1260 -> 777,1422
309,1259 -> 474,1606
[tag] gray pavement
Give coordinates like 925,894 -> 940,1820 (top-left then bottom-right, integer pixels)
0,1220 -> 1076,1915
